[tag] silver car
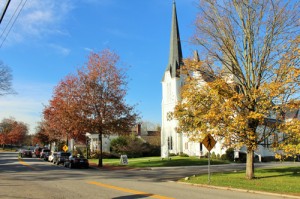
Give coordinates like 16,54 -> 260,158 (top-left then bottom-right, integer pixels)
48,151 -> 57,162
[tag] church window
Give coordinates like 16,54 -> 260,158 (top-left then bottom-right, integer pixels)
200,143 -> 203,152
168,136 -> 173,150
185,142 -> 188,150
167,83 -> 171,102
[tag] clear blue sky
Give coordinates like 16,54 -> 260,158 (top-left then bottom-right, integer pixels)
0,0 -> 198,134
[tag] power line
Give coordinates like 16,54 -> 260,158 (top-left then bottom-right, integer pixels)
0,0 -> 11,24
0,0 -> 22,41
0,0 -> 27,48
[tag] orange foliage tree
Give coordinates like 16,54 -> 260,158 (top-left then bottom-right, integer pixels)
173,0 -> 300,179
0,118 -> 28,147
43,49 -> 138,167
43,75 -> 85,147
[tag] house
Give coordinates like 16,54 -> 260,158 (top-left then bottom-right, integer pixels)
86,123 -> 160,153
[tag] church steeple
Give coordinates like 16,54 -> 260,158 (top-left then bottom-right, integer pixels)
164,1 -> 183,79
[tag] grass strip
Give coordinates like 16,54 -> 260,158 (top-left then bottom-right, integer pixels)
180,166 -> 300,196
89,156 -> 229,167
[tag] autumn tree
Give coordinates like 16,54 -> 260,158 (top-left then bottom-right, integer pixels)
43,49 -> 138,167
173,0 -> 300,179
33,121 -> 51,146
76,49 -> 138,167
43,75 -> 85,146
0,118 -> 28,148
8,121 -> 28,145
0,61 -> 14,96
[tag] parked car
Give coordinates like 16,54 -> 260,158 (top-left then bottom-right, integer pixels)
19,149 -> 32,158
48,151 -> 57,162
40,149 -> 51,160
64,154 -> 89,169
53,152 -> 71,165
33,147 -> 43,158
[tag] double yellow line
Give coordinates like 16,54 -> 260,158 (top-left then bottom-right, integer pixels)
18,158 -> 41,170
17,159 -> 173,199
87,181 -> 175,199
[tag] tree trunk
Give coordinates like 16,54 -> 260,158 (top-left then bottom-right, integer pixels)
98,132 -> 103,167
246,149 -> 255,179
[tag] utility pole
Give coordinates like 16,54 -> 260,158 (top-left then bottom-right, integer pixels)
0,0 -> 11,24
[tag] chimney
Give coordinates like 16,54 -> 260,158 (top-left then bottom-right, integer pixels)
137,123 -> 141,136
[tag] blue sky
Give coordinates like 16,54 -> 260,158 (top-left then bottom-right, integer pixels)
0,0 -> 198,134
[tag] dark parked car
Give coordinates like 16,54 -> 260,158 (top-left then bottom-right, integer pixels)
40,149 -> 51,160
64,154 -> 89,169
19,149 -> 32,158
34,147 -> 43,158
53,152 -> 71,165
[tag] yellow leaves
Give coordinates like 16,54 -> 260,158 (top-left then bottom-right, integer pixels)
247,112 -> 265,124
174,48 -> 299,153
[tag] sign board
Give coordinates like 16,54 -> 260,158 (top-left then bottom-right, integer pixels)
202,134 -> 216,152
202,134 -> 216,184
62,145 -> 68,152
234,151 -> 239,159
120,155 -> 128,165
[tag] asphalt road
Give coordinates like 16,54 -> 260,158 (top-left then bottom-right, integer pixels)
0,152 -> 299,199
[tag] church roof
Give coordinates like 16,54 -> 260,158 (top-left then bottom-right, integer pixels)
162,1 -> 183,81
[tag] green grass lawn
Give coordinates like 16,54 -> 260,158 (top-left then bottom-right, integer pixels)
181,166 -> 300,196
89,156 -> 229,167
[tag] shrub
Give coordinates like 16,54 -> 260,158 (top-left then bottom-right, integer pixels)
110,136 -> 128,154
110,136 -> 150,158
89,150 -> 119,159
141,143 -> 161,157
179,152 -> 189,157
221,154 -> 227,160
211,152 -> 217,159
225,148 -> 235,161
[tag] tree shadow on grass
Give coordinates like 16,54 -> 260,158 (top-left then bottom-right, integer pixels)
255,167 -> 300,179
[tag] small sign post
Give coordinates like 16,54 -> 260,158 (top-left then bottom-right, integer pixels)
120,155 -> 128,165
202,134 -> 216,184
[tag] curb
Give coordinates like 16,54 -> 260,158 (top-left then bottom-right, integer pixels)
178,181 -> 300,199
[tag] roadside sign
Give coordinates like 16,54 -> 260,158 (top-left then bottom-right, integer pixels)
120,155 -> 128,165
202,134 -> 216,152
62,145 -> 68,152
202,133 -> 216,184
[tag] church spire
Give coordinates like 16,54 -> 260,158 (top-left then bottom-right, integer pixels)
164,1 -> 183,79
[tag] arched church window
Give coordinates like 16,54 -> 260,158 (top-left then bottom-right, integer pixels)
168,136 -> 173,150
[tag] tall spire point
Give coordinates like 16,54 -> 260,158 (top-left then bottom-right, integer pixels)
163,0 -> 183,79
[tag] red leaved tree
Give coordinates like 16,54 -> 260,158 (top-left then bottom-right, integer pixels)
43,49 -> 138,166
43,75 -> 86,148
76,49 -> 138,167
0,118 -> 28,148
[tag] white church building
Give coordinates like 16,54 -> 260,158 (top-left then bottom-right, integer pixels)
160,2 -> 292,160
160,2 -> 225,158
